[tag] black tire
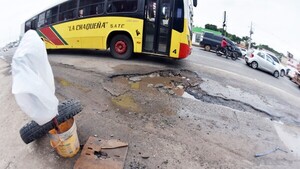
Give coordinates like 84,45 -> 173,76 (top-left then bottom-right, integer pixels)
273,71 -> 279,78
280,70 -> 285,77
110,34 -> 133,60
19,99 -> 83,144
204,45 -> 211,51
231,52 -> 238,61
251,61 -> 258,69
216,47 -> 222,56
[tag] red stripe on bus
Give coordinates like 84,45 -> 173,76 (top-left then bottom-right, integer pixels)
179,43 -> 191,59
40,27 -> 64,45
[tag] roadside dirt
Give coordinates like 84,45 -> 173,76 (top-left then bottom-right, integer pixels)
1,57 -> 300,169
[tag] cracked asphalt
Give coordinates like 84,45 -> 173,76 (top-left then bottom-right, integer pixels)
0,47 -> 300,169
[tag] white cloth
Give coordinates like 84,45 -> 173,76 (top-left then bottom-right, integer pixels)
12,30 -> 58,125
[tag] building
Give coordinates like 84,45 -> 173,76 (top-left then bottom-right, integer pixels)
192,27 -> 222,45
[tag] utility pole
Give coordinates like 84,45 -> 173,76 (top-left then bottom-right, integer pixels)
222,11 -> 227,37
248,22 -> 253,50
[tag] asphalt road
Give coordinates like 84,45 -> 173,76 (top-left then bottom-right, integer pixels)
1,46 -> 299,98
188,47 -> 300,97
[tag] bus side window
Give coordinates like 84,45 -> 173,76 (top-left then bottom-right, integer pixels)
78,9 -> 84,17
59,0 -> 77,21
46,6 -> 58,24
37,12 -> 46,28
97,3 -> 105,14
79,0 -> 105,17
146,0 -> 156,22
107,0 -> 138,13
25,21 -> 31,32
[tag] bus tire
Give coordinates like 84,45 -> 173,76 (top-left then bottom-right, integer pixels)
19,99 -> 83,144
110,34 -> 133,60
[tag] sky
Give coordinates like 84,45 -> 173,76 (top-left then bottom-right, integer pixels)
0,0 -> 300,59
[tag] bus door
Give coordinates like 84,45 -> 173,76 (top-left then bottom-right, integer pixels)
143,0 -> 172,55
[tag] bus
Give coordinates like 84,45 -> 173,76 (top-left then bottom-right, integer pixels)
23,0 -> 197,60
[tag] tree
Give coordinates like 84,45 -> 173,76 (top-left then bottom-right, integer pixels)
242,36 -> 250,42
204,24 -> 218,31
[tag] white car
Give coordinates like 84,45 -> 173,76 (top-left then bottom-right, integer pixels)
286,66 -> 299,80
239,48 -> 247,57
268,54 -> 286,77
245,50 -> 281,78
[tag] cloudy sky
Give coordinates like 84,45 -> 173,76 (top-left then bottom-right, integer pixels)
0,0 -> 299,59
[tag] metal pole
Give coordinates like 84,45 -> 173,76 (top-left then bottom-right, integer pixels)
223,11 -> 226,36
248,22 -> 253,50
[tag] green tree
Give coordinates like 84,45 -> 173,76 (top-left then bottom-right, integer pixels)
204,24 -> 218,31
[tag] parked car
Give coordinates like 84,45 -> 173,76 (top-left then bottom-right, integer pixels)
239,47 -> 247,57
245,50 -> 280,78
287,66 -> 299,80
199,32 -> 242,57
292,72 -> 300,87
268,54 -> 286,77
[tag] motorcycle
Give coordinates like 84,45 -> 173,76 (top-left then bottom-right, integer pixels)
216,45 -> 238,61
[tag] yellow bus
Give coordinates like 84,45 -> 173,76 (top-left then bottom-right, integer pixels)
23,0 -> 197,59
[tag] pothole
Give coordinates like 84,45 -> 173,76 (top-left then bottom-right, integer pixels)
108,69 -> 297,126
111,69 -> 201,97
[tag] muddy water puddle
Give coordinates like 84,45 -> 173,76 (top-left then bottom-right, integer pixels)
273,122 -> 300,157
111,94 -> 141,112
55,77 -> 91,93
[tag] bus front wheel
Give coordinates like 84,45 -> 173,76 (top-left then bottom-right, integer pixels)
110,35 -> 133,60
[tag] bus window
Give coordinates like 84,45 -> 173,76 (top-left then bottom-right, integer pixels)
96,3 -> 105,14
46,6 -> 58,24
160,2 -> 171,26
59,0 -> 77,21
79,0 -> 105,17
146,0 -> 156,22
173,0 -> 184,32
37,12 -> 46,28
25,21 -> 31,32
107,0 -> 138,13
31,17 -> 38,30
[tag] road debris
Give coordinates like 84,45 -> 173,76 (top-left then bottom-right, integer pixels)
74,136 -> 128,169
255,147 -> 288,157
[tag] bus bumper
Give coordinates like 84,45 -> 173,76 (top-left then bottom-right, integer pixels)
179,43 -> 191,59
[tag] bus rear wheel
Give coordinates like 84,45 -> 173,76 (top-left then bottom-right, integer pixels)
110,35 -> 133,60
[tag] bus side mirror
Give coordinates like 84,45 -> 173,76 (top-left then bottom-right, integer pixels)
193,0 -> 198,7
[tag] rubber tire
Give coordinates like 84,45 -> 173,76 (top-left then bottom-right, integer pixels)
19,99 -> 83,144
273,71 -> 279,78
251,61 -> 258,69
231,52 -> 238,61
204,45 -> 211,51
216,48 -> 222,56
280,70 -> 285,77
110,35 -> 133,60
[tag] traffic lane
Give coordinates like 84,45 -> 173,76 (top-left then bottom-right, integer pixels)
189,47 -> 300,96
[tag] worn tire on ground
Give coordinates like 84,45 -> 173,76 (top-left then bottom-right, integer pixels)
19,99 -> 83,144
